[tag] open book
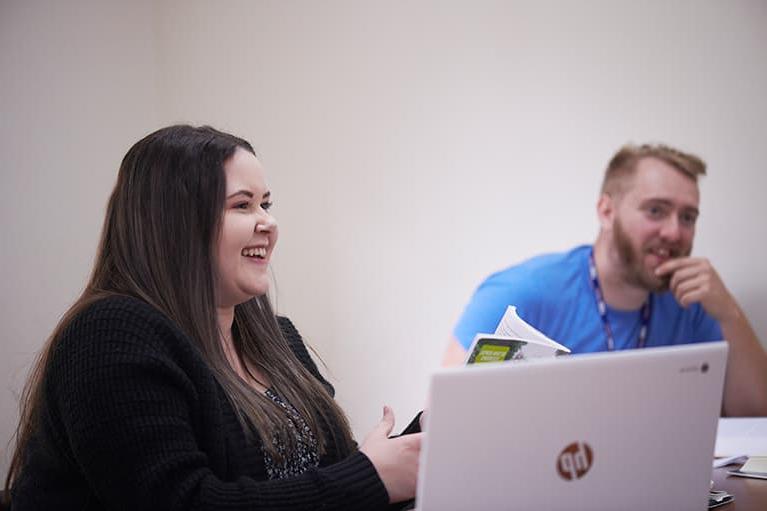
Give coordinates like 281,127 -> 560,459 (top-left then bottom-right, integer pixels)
465,306 -> 570,364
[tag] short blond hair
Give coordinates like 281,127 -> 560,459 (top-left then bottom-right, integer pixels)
601,143 -> 706,196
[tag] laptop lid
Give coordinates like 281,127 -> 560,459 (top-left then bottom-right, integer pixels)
416,341 -> 728,511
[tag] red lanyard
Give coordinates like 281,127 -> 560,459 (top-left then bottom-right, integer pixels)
588,249 -> 651,351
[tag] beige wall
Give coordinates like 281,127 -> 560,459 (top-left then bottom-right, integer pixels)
2,0 -> 766,479
0,0 -> 162,478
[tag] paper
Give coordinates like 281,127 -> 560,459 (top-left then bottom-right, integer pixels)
739,456 -> 767,475
712,454 -> 747,468
714,418 -> 767,457
494,306 -> 568,352
727,457 -> 767,480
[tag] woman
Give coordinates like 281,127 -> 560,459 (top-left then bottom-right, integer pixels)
4,125 -> 421,510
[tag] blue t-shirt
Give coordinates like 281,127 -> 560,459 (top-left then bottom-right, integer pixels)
454,245 -> 723,353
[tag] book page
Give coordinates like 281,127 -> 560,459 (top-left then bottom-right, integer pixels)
494,306 -> 570,353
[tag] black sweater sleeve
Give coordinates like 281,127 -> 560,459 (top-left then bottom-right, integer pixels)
33,297 -> 389,511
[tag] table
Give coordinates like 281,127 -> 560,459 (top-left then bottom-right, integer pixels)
712,465 -> 767,510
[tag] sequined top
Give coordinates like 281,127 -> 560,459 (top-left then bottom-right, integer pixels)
262,388 -> 321,480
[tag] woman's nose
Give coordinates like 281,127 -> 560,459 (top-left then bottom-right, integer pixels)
256,214 -> 276,233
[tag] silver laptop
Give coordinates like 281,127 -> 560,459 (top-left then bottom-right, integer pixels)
416,341 -> 728,511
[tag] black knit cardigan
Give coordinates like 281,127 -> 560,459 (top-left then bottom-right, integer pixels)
10,295 -> 392,510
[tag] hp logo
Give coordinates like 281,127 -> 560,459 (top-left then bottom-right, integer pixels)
557,442 -> 594,481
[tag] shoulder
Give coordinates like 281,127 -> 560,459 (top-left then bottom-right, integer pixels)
63,294 -> 180,337
479,245 -> 589,300
43,296 -> 210,429
276,316 -> 301,345
276,316 -> 335,396
51,295 -> 198,377
454,246 -> 589,346
276,316 -> 313,367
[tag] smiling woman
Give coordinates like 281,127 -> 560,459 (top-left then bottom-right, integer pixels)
215,149 -> 278,307
3,125 -> 421,510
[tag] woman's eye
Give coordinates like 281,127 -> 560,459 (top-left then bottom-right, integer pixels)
234,202 -> 250,210
261,201 -> 273,211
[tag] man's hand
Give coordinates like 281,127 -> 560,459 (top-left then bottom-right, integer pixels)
655,257 -> 737,322
657,256 -> 767,416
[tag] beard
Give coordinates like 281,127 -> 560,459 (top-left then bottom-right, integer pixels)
613,218 -> 691,293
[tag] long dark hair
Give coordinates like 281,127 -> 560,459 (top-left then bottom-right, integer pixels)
4,125 -> 355,497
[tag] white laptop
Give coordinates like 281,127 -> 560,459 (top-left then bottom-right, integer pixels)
416,341 -> 728,511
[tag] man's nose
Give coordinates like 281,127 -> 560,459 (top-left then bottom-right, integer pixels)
659,215 -> 681,242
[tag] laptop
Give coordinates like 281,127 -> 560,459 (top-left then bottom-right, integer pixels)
416,341 -> 728,511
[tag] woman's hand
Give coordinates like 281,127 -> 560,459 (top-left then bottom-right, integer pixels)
360,405 -> 423,503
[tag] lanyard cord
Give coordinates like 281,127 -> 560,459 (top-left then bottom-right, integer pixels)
588,249 -> 652,351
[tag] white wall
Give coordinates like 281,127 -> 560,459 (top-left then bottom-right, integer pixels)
0,0 -> 163,478
2,0 -> 766,479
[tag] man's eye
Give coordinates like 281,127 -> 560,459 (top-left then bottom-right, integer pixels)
261,201 -> 273,211
647,206 -> 664,217
680,212 -> 697,226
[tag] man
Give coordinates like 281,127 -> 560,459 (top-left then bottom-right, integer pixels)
443,144 -> 767,416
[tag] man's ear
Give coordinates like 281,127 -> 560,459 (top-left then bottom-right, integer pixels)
597,193 -> 615,231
